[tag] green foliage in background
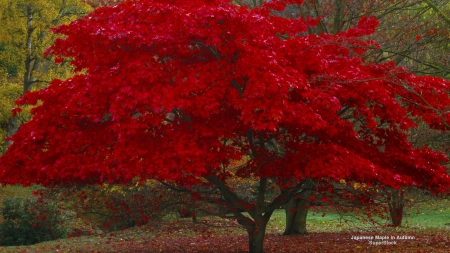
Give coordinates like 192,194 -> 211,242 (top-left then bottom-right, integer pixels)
0,197 -> 67,246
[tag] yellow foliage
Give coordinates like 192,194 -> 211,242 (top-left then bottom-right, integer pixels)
0,81 -> 21,153
0,0 -> 93,150
102,179 -> 160,196
352,182 -> 367,190
0,0 -> 93,70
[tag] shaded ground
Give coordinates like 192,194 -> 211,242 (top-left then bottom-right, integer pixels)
2,218 -> 450,253
109,232 -> 450,253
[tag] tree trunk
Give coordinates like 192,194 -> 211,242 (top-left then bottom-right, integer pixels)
283,196 -> 309,235
388,189 -> 405,227
205,175 -> 273,253
247,220 -> 268,253
283,179 -> 315,235
7,5 -> 35,146
6,116 -> 19,147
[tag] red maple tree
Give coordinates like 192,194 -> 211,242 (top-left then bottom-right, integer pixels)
2,1 -> 450,252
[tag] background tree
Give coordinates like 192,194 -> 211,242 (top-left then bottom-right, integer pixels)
0,0 -> 92,151
275,0 -> 450,77
2,1 -> 450,252
282,179 -> 316,235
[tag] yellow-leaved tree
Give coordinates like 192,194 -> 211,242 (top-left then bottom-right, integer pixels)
0,0 -> 93,153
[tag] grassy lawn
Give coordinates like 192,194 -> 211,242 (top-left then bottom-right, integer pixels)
0,185 -> 38,200
404,200 -> 450,228
0,197 -> 449,252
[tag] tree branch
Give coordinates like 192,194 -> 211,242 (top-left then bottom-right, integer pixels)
205,175 -> 250,212
423,0 -> 450,26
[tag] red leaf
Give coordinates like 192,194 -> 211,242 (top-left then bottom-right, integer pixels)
11,108 -> 22,117
54,57 -> 64,63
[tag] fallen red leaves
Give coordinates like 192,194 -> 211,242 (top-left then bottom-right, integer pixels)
3,218 -> 449,253
103,231 -> 450,253
92,220 -> 450,253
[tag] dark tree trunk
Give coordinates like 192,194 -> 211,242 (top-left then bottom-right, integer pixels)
283,179 -> 315,235
247,219 -> 268,253
388,189 -> 405,227
283,196 -> 309,235
205,175 -> 279,253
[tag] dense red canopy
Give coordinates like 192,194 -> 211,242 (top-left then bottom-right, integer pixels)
1,0 -> 450,193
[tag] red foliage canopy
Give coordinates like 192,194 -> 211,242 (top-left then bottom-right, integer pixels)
2,0 -> 450,193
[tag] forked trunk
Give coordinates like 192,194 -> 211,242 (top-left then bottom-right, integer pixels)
283,197 -> 309,235
206,175 -> 272,253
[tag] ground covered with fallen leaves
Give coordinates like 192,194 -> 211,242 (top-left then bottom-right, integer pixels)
3,217 -> 450,253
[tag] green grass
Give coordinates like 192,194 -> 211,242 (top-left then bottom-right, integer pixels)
0,185 -> 37,199
403,199 -> 450,228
